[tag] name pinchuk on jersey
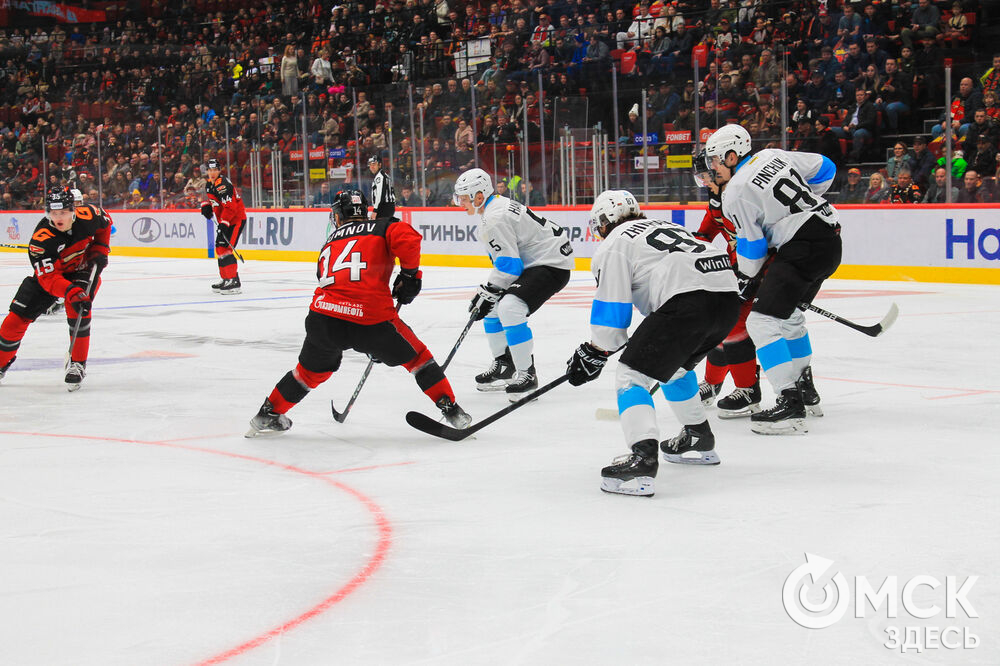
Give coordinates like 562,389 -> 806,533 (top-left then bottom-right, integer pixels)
750,155 -> 789,189
312,294 -> 365,318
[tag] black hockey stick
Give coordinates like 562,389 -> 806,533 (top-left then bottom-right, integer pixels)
65,264 -> 99,369
406,374 -> 571,441
1,242 -> 29,250
209,217 -> 245,263
440,312 -> 477,372
800,301 -> 899,337
331,302 -> 403,423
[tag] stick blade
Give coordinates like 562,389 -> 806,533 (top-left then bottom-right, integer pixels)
331,400 -> 349,423
875,302 -> 899,336
405,411 -> 470,441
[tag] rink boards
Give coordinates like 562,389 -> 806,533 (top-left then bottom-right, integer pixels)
1,204 -> 997,284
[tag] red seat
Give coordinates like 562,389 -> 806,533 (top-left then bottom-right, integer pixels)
620,51 -> 637,75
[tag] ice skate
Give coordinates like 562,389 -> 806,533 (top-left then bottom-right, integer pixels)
436,396 -> 472,429
64,361 -> 86,392
505,365 -> 538,402
218,277 -> 241,295
475,349 -> 514,391
750,388 -> 808,435
797,366 -> 823,417
716,373 -> 762,419
699,380 -> 722,406
44,299 -> 64,315
245,399 -> 292,437
660,421 -> 720,465
0,356 -> 14,381
600,440 -> 658,496
211,279 -> 225,293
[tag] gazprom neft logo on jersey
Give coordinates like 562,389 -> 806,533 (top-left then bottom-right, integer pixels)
946,218 -> 1000,260
241,215 -> 294,246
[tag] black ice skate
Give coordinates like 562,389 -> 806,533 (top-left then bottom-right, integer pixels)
750,387 -> 808,435
797,366 -> 823,417
245,399 -> 292,438
699,380 -> 722,406
0,355 -> 15,381
660,421 -> 721,465
716,371 -> 762,419
211,279 -> 225,293
600,440 -> 658,496
436,396 -> 472,429
505,365 -> 538,402
475,349 -> 514,391
64,361 -> 86,392
218,277 -> 242,295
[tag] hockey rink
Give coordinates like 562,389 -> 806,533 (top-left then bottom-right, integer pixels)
0,254 -> 997,665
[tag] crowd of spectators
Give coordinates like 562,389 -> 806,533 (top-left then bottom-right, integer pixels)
0,0 -> 998,209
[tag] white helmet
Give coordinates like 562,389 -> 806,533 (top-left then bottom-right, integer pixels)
703,123 -> 752,172
453,168 -> 494,205
589,189 -> 641,239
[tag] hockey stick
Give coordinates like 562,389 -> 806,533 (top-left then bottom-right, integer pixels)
1,242 -> 29,250
595,384 -> 661,421
440,312 -> 477,372
800,301 -> 899,337
65,264 -> 99,369
331,302 -> 403,423
406,374 -> 571,441
210,217 -> 245,263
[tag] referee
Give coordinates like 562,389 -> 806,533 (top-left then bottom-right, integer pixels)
368,155 -> 396,219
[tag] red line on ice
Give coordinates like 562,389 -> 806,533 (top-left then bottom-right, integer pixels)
0,430 -> 393,665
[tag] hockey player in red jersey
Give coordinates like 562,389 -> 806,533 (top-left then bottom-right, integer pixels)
246,189 -> 472,437
202,158 -> 247,294
691,154 -> 763,418
0,187 -> 112,391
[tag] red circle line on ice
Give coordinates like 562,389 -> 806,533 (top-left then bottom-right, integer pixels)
0,431 -> 393,666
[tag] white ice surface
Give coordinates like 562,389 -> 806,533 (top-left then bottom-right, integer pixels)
0,254 -> 997,666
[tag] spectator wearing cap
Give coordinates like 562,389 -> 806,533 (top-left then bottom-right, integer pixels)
967,134 -> 998,177
840,168 -> 867,203
803,70 -> 831,112
907,136 -> 935,187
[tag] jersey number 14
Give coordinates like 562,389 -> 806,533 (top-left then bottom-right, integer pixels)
318,239 -> 367,285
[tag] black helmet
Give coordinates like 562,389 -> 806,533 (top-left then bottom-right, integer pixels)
333,188 -> 368,221
367,154 -> 381,166
207,158 -> 221,170
46,187 -> 75,213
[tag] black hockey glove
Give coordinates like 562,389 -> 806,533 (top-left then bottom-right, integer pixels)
88,252 -> 108,279
567,342 -> 610,386
391,268 -> 422,305
468,283 -> 504,321
736,272 -> 762,303
201,202 -> 214,220
65,286 -> 92,317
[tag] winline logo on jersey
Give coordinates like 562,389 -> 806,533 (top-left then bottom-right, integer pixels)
781,553 -> 980,654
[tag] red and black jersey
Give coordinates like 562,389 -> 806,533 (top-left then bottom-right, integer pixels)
206,175 -> 247,226
28,204 -> 112,298
310,217 -> 421,324
694,193 -> 738,266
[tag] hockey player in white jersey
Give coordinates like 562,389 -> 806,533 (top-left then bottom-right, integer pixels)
454,168 -> 574,401
703,124 -> 841,435
566,190 -> 741,496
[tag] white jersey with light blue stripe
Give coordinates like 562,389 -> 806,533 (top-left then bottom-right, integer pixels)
480,195 -> 575,289
589,218 -> 738,351
720,148 -> 839,278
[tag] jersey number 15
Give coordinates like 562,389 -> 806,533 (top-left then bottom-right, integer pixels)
318,239 -> 367,285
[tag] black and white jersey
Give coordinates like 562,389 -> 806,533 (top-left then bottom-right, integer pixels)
370,169 -> 396,217
590,218 -> 738,351
479,195 -> 574,290
720,149 -> 838,277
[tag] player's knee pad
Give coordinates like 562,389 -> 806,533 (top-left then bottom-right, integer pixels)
615,362 -> 657,394
403,346 -> 433,373
294,363 -> 333,389
746,310 -> 784,347
412,358 -> 446,393
779,309 -> 807,339
495,294 -> 529,327
67,316 -> 92,338
706,346 -> 726,367
276,370 -> 310,405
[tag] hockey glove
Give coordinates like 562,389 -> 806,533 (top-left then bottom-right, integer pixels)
65,286 -> 92,317
88,252 -> 108,279
469,283 -> 504,321
391,268 -> 423,305
567,342 -> 610,386
201,202 -> 214,220
736,272 -> 762,303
